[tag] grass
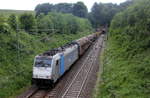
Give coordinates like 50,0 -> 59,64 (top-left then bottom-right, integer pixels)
0,30 -> 92,98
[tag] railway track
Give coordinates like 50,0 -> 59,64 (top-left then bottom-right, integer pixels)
18,34 -> 105,98
78,36 -> 105,98
61,35 -> 104,98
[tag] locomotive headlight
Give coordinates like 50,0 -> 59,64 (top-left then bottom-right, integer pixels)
46,76 -> 51,79
33,74 -> 38,78
35,75 -> 38,78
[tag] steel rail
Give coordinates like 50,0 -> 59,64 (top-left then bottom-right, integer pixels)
77,38 -> 104,98
62,37 -> 102,98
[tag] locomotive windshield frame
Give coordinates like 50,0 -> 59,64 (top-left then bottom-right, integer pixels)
34,57 -> 52,67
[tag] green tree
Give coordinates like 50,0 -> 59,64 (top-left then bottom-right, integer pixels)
0,23 -> 10,34
89,1 -> 133,28
34,2 -> 89,18
8,14 -> 17,31
54,3 -> 73,13
66,16 -> 79,34
89,3 -> 118,28
37,13 -> 54,33
35,3 -> 53,16
119,0 -> 133,11
89,3 -> 102,28
19,13 -> 35,32
36,12 -> 92,34
72,2 -> 88,18
0,15 -> 10,34
0,15 -> 6,24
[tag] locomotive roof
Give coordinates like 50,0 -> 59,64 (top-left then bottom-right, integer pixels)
39,42 -> 77,56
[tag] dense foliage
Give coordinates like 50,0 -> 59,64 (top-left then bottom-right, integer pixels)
72,2 -> 88,18
19,13 -> 36,32
36,12 -> 92,34
88,0 -> 133,28
35,1 -> 133,28
98,0 -> 150,97
89,3 -> 118,28
2,12 -> 92,34
8,14 -> 17,31
35,2 -> 88,18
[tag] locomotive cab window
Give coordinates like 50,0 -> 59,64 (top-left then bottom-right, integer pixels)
56,60 -> 59,66
35,58 -> 52,67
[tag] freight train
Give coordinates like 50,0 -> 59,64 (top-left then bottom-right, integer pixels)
32,30 -> 105,86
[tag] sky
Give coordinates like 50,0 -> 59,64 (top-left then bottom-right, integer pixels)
0,0 -> 127,11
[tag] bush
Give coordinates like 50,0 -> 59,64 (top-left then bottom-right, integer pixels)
19,13 -> 36,32
36,12 -> 92,34
8,14 -> 18,31
0,23 -> 10,34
